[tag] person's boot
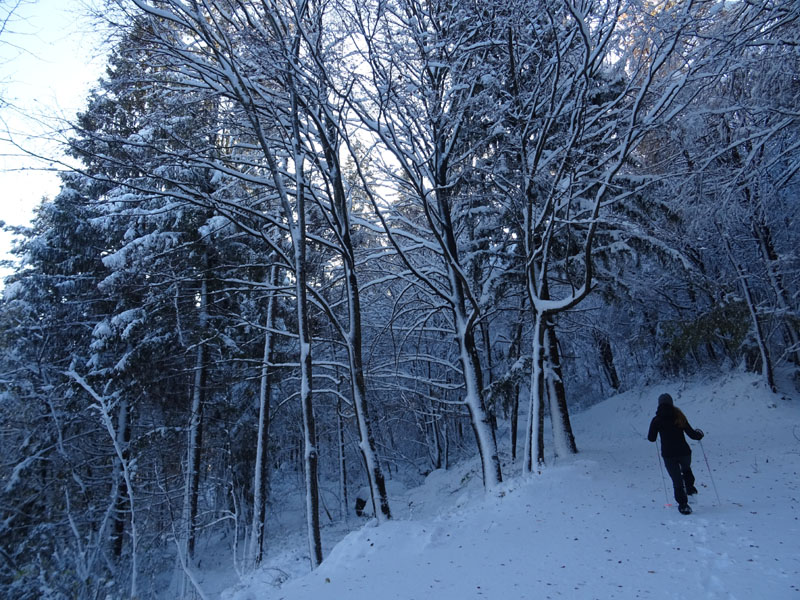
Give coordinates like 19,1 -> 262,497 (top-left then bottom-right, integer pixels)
678,503 -> 692,515
686,485 -> 698,495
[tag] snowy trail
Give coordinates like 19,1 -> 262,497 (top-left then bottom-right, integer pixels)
223,374 -> 800,600
571,382 -> 800,600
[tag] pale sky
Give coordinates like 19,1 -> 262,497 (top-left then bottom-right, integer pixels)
0,0 -> 107,279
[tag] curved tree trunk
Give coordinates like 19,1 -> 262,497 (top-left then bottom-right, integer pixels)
334,174 -> 392,521
437,181 -> 502,489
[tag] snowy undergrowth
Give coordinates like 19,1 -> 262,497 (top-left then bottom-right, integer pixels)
208,370 -> 799,600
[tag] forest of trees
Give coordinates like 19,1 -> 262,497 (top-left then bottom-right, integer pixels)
0,0 -> 798,598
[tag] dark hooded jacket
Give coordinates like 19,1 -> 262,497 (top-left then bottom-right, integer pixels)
647,404 -> 703,457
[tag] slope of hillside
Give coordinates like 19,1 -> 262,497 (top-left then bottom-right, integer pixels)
218,371 -> 799,600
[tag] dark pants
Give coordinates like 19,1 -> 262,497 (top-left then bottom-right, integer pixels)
663,455 -> 695,506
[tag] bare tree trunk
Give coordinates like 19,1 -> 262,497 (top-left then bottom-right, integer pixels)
250,265 -> 279,566
316,100 -> 393,520
479,316 -> 498,439
340,224 -> 392,521
432,412 -> 443,470
184,274 -> 207,563
425,361 -> 443,470
510,390 -> 520,463
595,331 -> 621,392
295,242 -> 322,567
507,297 -> 526,462
740,272 -> 777,392
112,397 -> 130,559
545,321 -> 577,456
291,173 -> 323,570
524,314 -> 547,472
754,219 -> 800,367
456,304 -> 504,487
721,230 -> 776,392
336,396 -> 348,520
438,184 -> 502,489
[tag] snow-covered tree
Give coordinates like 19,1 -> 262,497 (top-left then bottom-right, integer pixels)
0,175 -> 122,599
344,0 -> 507,489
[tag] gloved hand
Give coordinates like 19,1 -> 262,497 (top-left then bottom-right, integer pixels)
695,428 -> 704,439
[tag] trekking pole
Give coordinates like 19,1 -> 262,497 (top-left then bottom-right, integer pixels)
656,443 -> 671,507
699,439 -> 722,507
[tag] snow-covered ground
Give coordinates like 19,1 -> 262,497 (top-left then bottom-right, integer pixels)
202,370 -> 799,600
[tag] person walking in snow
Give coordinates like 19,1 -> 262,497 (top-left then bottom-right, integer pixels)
647,393 -> 704,515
